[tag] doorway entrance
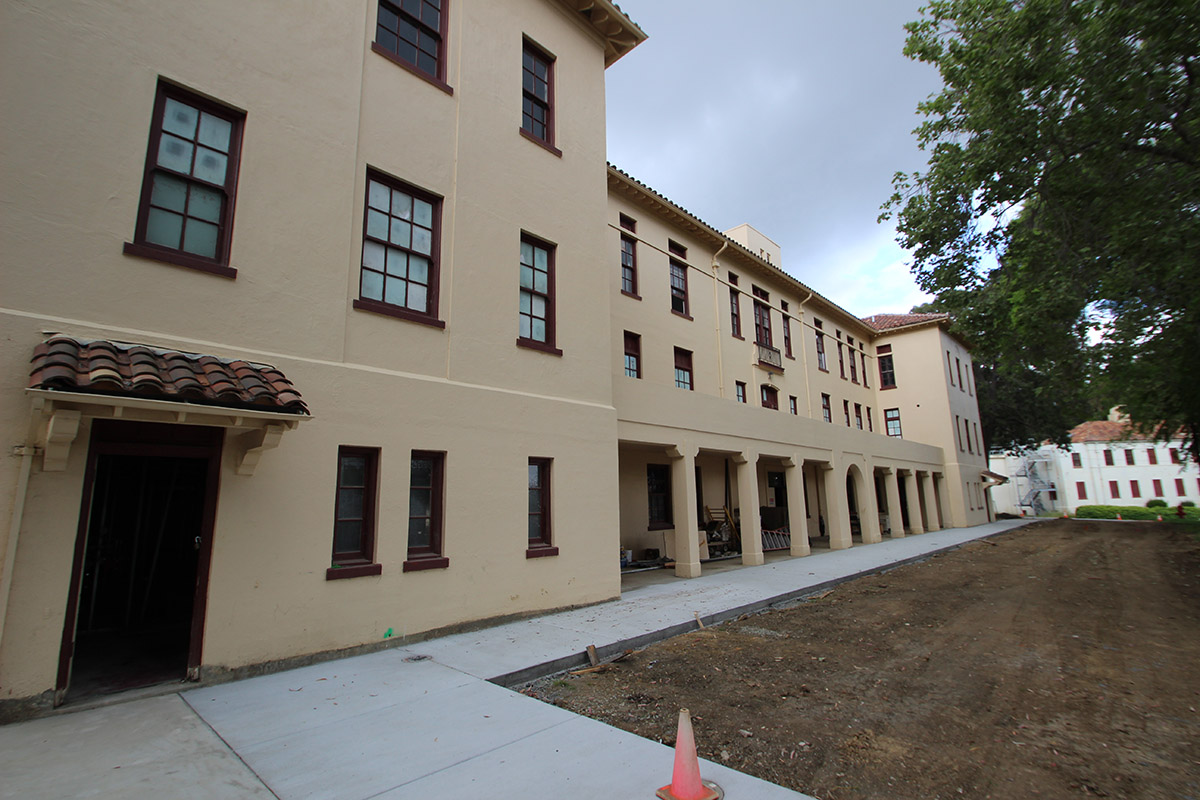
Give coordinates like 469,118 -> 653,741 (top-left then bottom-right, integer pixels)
57,421 -> 222,704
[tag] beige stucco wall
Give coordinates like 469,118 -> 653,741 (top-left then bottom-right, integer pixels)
0,0 -> 624,702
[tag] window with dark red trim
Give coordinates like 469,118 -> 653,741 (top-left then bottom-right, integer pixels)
647,464 -> 672,530
947,351 -> 955,386
1130,480 -> 1141,498
374,0 -> 449,91
674,348 -> 693,390
1171,448 -> 1182,464
837,340 -> 846,379
789,395 -> 798,415
821,393 -> 832,423
878,345 -> 896,388
735,381 -> 747,403
1176,477 -> 1186,495
782,317 -> 793,358
1109,480 -> 1120,499
1072,452 -> 1082,468
619,214 -> 637,232
518,233 -> 560,354
854,403 -> 864,429
861,351 -> 869,387
1153,478 -> 1163,496
1147,448 -> 1158,465
885,408 -> 902,438
623,331 -> 641,378
1104,449 -> 1114,466
356,170 -> 443,327
126,81 -> 244,278
761,385 -> 779,410
848,337 -> 858,383
328,446 -> 382,579
527,457 -> 556,557
753,300 -> 772,347
815,320 -> 828,371
729,287 -> 742,338
406,450 -> 447,570
521,39 -> 557,152
620,234 -> 638,297
1076,481 -> 1087,500
843,399 -> 851,426
670,260 -> 690,317
866,406 -> 873,432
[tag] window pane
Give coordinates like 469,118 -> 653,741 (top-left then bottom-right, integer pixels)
361,269 -> 384,300
414,199 -> 433,228
407,284 -> 427,312
384,276 -> 406,306
520,265 -> 535,290
533,270 -> 547,294
534,246 -> 548,270
528,515 -> 542,541
519,315 -> 532,339
150,173 -> 188,213
521,241 -> 534,265
519,290 -> 532,314
368,180 -> 391,211
145,208 -> 183,248
411,226 -> 432,255
157,133 -> 194,173
528,464 -> 541,489
338,488 -> 364,519
411,457 -> 433,486
389,218 -> 412,248
193,147 -> 228,184
341,455 -> 366,485
362,240 -> 386,271
385,247 -> 407,277
392,190 -> 412,219
528,488 -> 542,512
408,255 -> 429,284
162,98 -> 199,139
531,318 -> 546,341
334,520 -> 363,554
410,486 -> 431,517
182,219 -> 219,257
189,184 -> 223,223
367,209 -> 389,240
531,295 -> 546,317
408,518 -> 431,549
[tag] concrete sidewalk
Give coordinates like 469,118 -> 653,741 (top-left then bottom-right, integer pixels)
0,519 -> 1029,799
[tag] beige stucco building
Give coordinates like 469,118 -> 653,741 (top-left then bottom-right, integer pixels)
0,0 -> 992,716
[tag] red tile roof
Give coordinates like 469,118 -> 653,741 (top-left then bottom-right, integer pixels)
29,336 -> 309,414
861,312 -> 950,331
1069,419 -> 1149,443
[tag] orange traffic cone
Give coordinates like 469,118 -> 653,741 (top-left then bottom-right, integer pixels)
657,709 -> 723,800
1157,514 -> 1163,522
1117,513 -> 1123,520
1061,510 -> 1069,518
1020,509 -> 1026,517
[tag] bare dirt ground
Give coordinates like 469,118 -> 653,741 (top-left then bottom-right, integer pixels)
525,520 -> 1200,799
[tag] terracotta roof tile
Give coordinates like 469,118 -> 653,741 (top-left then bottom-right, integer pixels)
28,336 -> 309,415
861,312 -> 950,331
1069,419 -> 1150,443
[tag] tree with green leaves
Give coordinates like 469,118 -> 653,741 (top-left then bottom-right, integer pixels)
882,0 -> 1200,460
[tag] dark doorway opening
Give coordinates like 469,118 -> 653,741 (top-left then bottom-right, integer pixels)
59,421 -> 221,704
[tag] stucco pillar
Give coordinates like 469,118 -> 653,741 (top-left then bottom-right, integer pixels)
735,450 -> 764,566
858,467 -> 883,544
784,456 -> 810,557
824,460 -> 852,550
882,468 -> 905,538
669,444 -> 702,578
921,471 -> 942,532
903,470 -> 925,535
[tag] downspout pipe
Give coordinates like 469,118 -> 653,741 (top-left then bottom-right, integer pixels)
798,289 -> 814,417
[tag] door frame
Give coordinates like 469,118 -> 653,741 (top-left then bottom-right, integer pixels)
55,420 -> 223,704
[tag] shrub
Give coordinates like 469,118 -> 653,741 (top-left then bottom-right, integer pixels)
1147,498 -> 1168,508
1073,504 -> 1200,520
1183,500 -> 1196,508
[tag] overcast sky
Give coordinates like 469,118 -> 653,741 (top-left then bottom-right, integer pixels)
605,1 -> 945,317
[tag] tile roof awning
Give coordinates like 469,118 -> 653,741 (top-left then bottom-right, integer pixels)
29,336 -> 309,415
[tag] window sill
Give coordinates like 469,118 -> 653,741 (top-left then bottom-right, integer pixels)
621,290 -> 642,301
402,555 -> 450,572
647,522 -> 674,531
123,241 -> 237,279
756,360 -> 784,373
371,43 -> 453,95
785,354 -> 795,360
671,310 -> 694,322
817,367 -> 829,373
732,334 -> 745,341
525,545 -> 559,559
354,298 -> 446,329
516,337 -> 563,357
326,562 -> 382,581
519,127 -> 562,157
880,384 -> 898,391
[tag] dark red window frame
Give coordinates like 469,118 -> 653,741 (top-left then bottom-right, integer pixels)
782,317 -> 793,358
1153,478 -> 1163,496
373,0 -> 452,94
517,232 -> 560,355
821,393 -> 832,423
761,385 -> 779,410
815,319 -> 828,371
328,446 -> 383,580
1072,452 -> 1082,468
878,353 -> 896,389
1176,477 -> 1186,495
620,234 -> 639,298
520,38 -> 559,155
854,403 -> 864,429
670,260 -> 690,318
1109,480 -> 1120,499
355,169 -> 445,328
527,457 -> 557,557
843,399 -> 851,426
405,450 -> 448,571
623,330 -> 641,378
1076,481 -> 1087,500
789,395 -> 798,415
735,381 -> 747,403
885,408 -> 902,438
753,301 -> 772,347
1147,448 -> 1158,465
730,287 -> 742,338
674,347 -> 693,390
837,341 -> 846,378
1104,449 -> 1114,466
1130,480 -> 1141,498
125,80 -> 245,279
1124,449 -> 1135,466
